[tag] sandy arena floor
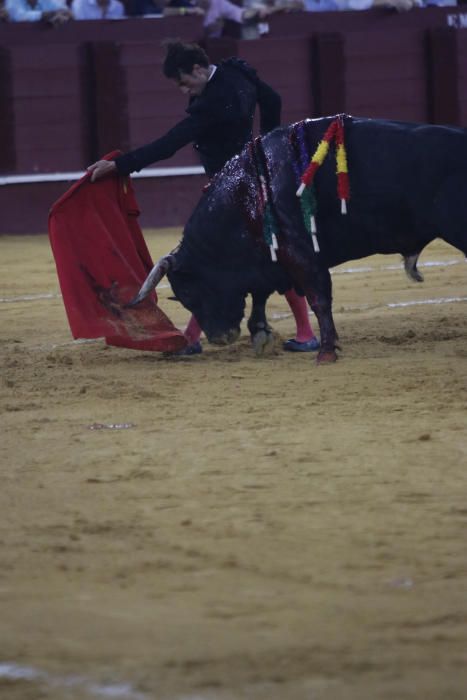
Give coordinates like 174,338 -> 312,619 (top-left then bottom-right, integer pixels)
1,229 -> 467,700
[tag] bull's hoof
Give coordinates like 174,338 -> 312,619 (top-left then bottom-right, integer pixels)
252,329 -> 275,356
316,349 -> 338,364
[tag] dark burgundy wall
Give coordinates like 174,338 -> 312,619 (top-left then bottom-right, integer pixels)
0,175 -> 206,235
0,10 -> 466,233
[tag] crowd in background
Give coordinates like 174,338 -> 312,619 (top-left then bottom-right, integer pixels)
0,0 -> 460,39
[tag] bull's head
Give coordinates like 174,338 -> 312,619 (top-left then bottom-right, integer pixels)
127,249 -> 245,345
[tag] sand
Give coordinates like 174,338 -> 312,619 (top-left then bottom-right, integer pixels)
1,230 -> 466,700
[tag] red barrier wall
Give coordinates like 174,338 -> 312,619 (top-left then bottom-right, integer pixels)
0,10 -> 466,233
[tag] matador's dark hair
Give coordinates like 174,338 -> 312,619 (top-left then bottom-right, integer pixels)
162,40 -> 210,79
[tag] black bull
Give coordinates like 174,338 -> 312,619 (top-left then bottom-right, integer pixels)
132,116 -> 467,362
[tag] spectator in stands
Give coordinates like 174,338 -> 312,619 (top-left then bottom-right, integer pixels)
71,0 -> 125,18
6,0 -> 72,23
239,0 -> 303,38
422,0 -> 457,5
0,0 -> 9,20
124,0 -> 162,14
197,0 -> 273,38
124,0 -> 204,14
163,0 -> 205,16
299,0 -> 422,9
341,0 -> 419,9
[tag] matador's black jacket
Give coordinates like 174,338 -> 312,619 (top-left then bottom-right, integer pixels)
114,58 -> 282,179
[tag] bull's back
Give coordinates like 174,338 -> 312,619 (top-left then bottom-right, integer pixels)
184,116 -> 467,269
296,118 -> 467,266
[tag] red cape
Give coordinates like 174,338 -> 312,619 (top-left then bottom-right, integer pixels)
48,153 -> 187,352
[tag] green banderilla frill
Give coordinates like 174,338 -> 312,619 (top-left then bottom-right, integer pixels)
299,185 -> 320,253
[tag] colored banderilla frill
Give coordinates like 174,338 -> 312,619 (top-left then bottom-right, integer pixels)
334,118 -> 350,213
296,117 -> 350,253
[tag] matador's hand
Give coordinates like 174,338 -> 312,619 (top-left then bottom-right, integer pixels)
87,160 -> 117,182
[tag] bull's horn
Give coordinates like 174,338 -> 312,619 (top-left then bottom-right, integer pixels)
126,254 -> 175,307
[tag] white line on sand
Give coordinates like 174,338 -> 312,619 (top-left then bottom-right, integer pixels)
0,662 -> 147,700
1,258 -> 464,305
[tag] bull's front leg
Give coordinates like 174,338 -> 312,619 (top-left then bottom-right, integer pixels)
247,292 -> 274,356
305,281 -> 339,363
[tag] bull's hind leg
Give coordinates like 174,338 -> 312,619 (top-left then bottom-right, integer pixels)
248,292 -> 274,356
404,253 -> 424,283
434,174 -> 467,256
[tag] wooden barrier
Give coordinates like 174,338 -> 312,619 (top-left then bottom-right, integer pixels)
0,10 -> 466,233
0,46 -> 16,172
